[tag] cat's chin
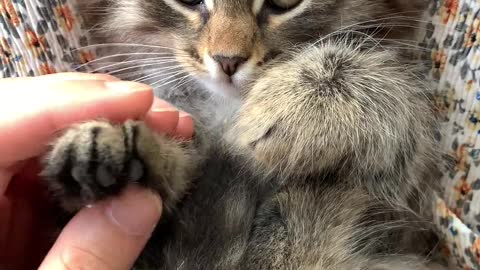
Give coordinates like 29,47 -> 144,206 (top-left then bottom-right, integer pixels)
199,77 -> 242,99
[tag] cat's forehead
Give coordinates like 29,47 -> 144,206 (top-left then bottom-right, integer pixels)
208,0 -> 255,9
157,0 -> 327,17
107,0 -> 422,45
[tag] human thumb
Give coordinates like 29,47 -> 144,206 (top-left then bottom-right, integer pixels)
39,185 -> 162,270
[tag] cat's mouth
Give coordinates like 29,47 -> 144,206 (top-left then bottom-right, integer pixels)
200,76 -> 243,98
181,45 -> 284,97
197,53 -> 255,97
187,49 -> 282,97
204,53 -> 253,81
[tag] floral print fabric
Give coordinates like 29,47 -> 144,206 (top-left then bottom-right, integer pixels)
424,0 -> 480,269
0,0 -> 94,77
0,0 -> 478,269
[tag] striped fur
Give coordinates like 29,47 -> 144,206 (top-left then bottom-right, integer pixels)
42,0 -> 445,269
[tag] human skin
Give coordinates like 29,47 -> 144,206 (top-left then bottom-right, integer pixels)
0,73 -> 194,270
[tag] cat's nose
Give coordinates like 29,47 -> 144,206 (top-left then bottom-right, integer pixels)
212,55 -> 247,76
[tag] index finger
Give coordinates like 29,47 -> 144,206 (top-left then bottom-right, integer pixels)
0,76 -> 154,167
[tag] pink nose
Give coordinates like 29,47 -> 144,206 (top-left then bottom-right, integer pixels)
212,55 -> 247,76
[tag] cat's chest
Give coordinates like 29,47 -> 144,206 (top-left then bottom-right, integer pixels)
154,154 -> 281,269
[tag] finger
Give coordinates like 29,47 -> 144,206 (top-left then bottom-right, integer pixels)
1,159 -> 58,269
145,98 -> 195,140
145,98 -> 180,136
0,79 -> 154,166
0,72 -> 120,84
39,186 -> 162,270
36,72 -> 121,82
0,196 -> 12,256
0,195 -> 33,269
176,112 -> 195,140
0,170 -> 13,196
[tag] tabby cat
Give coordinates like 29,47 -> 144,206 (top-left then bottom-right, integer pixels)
42,0 -> 444,269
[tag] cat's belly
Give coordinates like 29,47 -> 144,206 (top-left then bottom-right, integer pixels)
139,151 -> 271,269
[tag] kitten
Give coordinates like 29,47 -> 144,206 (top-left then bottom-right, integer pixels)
42,0 -> 444,269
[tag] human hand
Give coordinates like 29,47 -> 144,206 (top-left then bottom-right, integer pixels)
0,73 -> 194,270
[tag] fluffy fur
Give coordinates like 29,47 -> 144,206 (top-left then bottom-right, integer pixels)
42,0 -> 444,269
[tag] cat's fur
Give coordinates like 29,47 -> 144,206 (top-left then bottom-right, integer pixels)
42,0 -> 444,269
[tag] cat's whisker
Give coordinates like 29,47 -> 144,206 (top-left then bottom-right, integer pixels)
134,66 -> 187,83
75,53 -> 180,70
323,29 -> 386,53
74,43 -> 186,53
170,77 -> 190,89
352,23 -> 436,32
151,73 -> 193,89
317,16 -> 441,49
347,13 -> 439,28
132,71 -> 168,83
374,39 -> 433,51
87,57 -> 180,73
172,75 -> 195,89
382,45 -> 433,52
83,22 -> 107,35
116,62 -> 192,82
89,58 -> 181,69
314,28 -> 433,54
105,62 -> 185,76
85,62 -> 180,78
114,68 -> 167,80
147,69 -> 190,85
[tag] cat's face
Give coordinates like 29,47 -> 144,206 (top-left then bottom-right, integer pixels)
83,0 -> 424,97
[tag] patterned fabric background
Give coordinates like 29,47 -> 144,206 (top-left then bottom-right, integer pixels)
0,0 -> 94,77
1,0 -> 480,269
423,0 -> 480,268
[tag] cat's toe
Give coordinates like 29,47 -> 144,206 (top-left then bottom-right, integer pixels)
42,121 -> 142,211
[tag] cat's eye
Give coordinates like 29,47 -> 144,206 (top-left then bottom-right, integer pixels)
178,0 -> 203,6
266,0 -> 302,12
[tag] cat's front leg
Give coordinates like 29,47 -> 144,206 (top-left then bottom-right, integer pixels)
42,120 -> 200,213
227,40 -> 437,184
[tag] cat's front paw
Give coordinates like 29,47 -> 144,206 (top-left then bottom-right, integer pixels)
227,43 -> 427,177
42,120 -> 146,211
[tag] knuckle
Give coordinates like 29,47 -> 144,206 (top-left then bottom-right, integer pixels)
60,245 -> 111,270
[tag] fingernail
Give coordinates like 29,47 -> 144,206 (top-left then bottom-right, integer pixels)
104,81 -> 152,93
92,74 -> 122,81
179,111 -> 191,118
106,186 -> 162,236
150,110 -> 180,121
150,98 -> 177,112
39,73 -> 121,81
